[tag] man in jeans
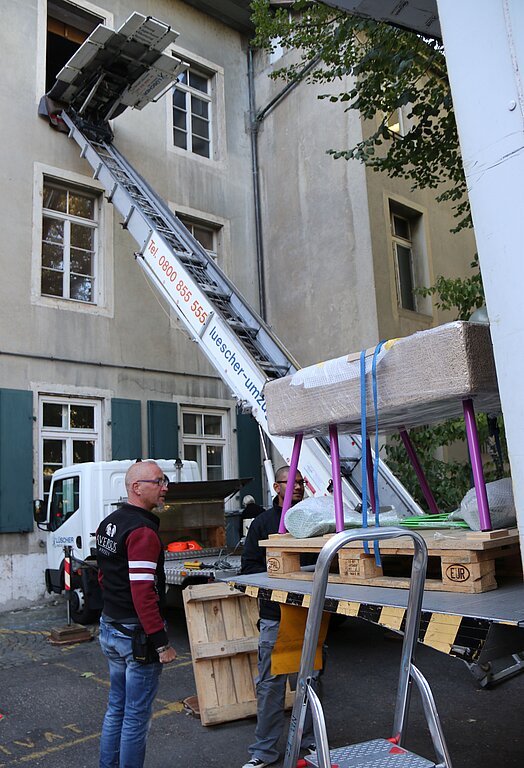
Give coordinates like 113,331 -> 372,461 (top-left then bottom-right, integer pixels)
96,460 -> 177,768
240,465 -> 319,768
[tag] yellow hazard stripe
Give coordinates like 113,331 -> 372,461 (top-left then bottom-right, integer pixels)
423,613 -> 463,654
232,583 -> 515,658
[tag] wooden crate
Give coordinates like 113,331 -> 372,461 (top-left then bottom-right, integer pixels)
260,528 -> 521,594
182,581 -> 294,725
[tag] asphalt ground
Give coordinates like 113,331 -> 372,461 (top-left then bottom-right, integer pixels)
0,599 -> 523,768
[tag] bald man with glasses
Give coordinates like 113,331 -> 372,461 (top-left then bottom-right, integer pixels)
96,460 -> 176,768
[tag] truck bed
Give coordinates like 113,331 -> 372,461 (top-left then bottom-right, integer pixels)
229,571 -> 524,664
164,548 -> 241,586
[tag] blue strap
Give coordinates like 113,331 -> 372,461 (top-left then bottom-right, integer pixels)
371,341 -> 386,565
360,350 -> 370,554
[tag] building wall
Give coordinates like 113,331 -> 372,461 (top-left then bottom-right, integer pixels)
0,0 -> 259,609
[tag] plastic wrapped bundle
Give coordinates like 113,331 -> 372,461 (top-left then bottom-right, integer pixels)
284,496 -> 408,538
450,477 -> 516,531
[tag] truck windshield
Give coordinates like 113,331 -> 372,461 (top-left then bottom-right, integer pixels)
49,476 -> 80,531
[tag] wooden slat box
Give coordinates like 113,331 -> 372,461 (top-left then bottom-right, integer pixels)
183,582 -> 294,725
264,321 -> 500,438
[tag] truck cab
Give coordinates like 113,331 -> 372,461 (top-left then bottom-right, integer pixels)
34,459 -> 200,623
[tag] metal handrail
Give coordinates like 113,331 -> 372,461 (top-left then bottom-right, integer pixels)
283,526 -> 429,768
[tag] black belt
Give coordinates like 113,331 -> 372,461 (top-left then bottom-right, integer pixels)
104,619 -> 141,637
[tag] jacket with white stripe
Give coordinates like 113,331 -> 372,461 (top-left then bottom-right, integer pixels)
96,502 -> 168,649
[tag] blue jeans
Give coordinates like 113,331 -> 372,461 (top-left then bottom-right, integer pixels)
249,619 -> 318,765
99,617 -> 162,768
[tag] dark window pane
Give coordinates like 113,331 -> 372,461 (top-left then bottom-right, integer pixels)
73,440 -> 95,463
192,115 -> 209,141
397,245 -> 416,310
393,215 -> 410,240
183,444 -> 198,462
183,444 -> 201,476
71,249 -> 93,276
43,403 -> 64,428
43,186 -> 67,212
174,128 -> 187,149
193,225 -> 214,251
204,414 -> 221,436
70,274 -> 93,302
206,445 -> 223,480
71,223 -> 93,249
173,108 -> 187,129
191,97 -> 208,118
192,136 -> 210,158
68,192 -> 94,220
173,89 -> 186,109
43,438 -> 64,464
42,269 -> 64,297
42,242 -> 64,270
189,71 -> 208,94
176,71 -> 187,85
70,405 -> 95,429
183,413 -> 201,435
42,216 -> 64,244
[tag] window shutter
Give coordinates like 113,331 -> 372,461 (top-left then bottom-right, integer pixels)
0,389 -> 34,533
111,399 -> 142,460
147,401 -> 179,459
236,412 -> 263,505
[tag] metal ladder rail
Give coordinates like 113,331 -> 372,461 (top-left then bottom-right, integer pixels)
90,138 -> 294,378
283,528 -> 451,768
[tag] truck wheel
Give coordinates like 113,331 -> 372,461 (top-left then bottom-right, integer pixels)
70,587 -> 100,625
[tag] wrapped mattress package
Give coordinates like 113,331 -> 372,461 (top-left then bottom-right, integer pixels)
264,321 -> 500,438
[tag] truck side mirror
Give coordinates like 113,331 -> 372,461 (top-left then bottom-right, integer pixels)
33,499 -> 48,527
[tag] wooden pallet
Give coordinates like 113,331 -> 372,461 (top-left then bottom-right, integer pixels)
258,528 -> 522,594
182,581 -> 294,725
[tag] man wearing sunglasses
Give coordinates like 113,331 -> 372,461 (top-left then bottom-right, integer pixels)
240,465 -> 317,768
96,460 -> 176,768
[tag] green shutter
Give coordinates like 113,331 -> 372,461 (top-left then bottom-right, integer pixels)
236,411 -> 263,504
111,399 -> 142,460
147,401 -> 179,459
0,389 -> 34,533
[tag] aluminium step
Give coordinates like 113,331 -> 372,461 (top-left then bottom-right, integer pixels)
306,739 -> 436,768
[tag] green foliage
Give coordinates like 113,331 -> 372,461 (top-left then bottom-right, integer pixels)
418,255 -> 485,320
251,0 -> 471,229
384,416 -> 505,513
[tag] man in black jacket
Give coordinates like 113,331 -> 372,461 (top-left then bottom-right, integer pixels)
240,465 -> 316,768
97,460 -> 177,768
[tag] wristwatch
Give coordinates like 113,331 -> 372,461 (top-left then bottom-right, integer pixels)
156,644 -> 170,654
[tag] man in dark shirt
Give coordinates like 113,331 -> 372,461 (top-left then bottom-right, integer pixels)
96,460 -> 176,768
241,465 -> 317,768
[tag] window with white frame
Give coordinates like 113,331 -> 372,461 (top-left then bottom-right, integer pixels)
173,66 -> 212,158
181,409 -> 227,481
177,215 -> 219,261
389,201 -> 431,315
40,396 -> 101,502
41,180 -> 99,303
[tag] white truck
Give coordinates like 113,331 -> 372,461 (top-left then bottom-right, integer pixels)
33,459 -> 247,624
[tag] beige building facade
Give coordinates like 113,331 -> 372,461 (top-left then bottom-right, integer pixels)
0,0 -> 476,609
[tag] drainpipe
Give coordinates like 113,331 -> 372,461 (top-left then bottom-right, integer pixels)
247,47 -> 322,321
247,47 -> 267,320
